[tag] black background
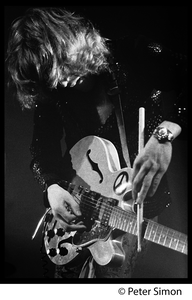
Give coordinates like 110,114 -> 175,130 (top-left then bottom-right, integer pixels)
4,5 -> 188,281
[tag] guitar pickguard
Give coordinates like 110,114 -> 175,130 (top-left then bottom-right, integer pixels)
73,222 -> 112,246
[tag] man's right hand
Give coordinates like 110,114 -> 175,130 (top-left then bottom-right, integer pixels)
47,184 -> 86,231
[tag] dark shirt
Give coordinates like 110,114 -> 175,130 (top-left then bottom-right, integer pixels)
30,35 -> 187,219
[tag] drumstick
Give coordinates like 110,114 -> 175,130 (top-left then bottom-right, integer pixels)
137,107 -> 145,252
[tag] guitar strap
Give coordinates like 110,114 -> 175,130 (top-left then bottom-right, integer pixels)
108,74 -> 131,168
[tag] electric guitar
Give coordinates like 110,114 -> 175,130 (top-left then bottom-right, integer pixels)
44,136 -> 187,266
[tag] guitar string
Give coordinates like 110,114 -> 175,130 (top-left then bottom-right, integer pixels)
62,184 -> 142,231
72,188 -> 186,245
61,182 -> 181,239
72,191 -> 119,222
61,184 -> 136,233
59,184 -> 187,249
70,187 -> 120,215
61,183 -> 184,239
58,187 -> 139,238
68,187 -> 175,242
72,190 -> 135,223
72,191 -> 187,250
71,190 -> 140,236
145,219 -> 187,249
61,181 -> 118,207
46,192 -> 187,253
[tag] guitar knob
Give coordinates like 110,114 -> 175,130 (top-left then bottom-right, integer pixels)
57,228 -> 65,237
46,229 -> 55,239
58,247 -> 68,256
47,248 -> 57,257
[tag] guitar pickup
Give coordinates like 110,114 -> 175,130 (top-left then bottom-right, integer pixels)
80,189 -> 102,222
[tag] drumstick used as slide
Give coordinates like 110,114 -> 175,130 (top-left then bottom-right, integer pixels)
137,107 -> 145,252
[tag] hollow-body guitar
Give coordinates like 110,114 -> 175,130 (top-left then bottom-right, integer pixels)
44,136 -> 187,266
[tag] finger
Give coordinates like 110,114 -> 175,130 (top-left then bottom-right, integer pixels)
56,214 -> 86,232
66,223 -> 86,232
55,211 -> 74,224
136,171 -> 156,204
132,160 -> 153,201
147,172 -> 164,197
131,157 -> 142,183
68,220 -> 86,231
64,196 -> 81,217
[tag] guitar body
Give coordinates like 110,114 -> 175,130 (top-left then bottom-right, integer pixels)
44,136 -> 133,266
69,135 -> 132,200
44,135 -> 188,266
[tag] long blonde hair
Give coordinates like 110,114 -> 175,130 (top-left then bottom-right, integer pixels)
6,7 -> 111,109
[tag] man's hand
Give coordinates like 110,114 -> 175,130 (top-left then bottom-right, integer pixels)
131,135 -> 172,204
47,184 -> 86,231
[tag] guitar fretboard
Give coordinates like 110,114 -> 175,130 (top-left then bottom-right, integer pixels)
109,206 -> 187,255
58,180 -> 187,255
144,220 -> 187,254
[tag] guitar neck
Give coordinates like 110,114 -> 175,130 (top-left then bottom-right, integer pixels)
58,180 -> 187,255
109,206 -> 187,255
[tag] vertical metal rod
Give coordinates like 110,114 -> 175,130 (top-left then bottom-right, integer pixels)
137,107 -> 145,251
